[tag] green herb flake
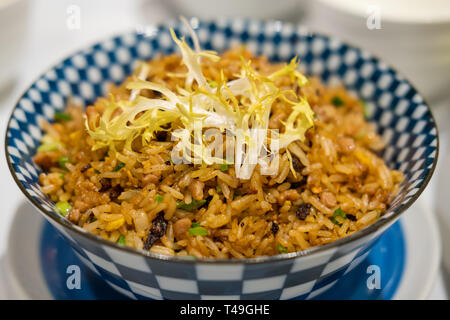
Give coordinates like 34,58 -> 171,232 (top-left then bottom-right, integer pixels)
277,244 -> 288,253
94,169 -> 101,174
117,235 -> 126,245
354,128 -> 367,140
331,217 -> 342,226
113,162 -> 126,172
361,100 -> 370,119
332,207 -> 347,226
376,209 -> 382,218
333,207 -> 347,219
189,226 -> 207,236
219,164 -> 229,171
55,201 -> 71,217
332,96 -> 344,107
37,142 -> 60,152
54,111 -> 72,122
191,222 -> 201,228
176,199 -> 207,211
216,185 -> 222,193
155,194 -> 163,203
58,156 -> 70,170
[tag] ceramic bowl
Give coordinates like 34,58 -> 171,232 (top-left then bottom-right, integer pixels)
5,18 -> 438,300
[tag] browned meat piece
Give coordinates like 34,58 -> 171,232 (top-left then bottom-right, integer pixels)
173,217 -> 192,238
189,180 -> 204,201
33,152 -> 56,170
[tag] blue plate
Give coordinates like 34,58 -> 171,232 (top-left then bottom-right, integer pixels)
39,220 -> 405,300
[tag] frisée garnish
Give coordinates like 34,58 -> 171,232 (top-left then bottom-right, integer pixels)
85,18 -> 315,179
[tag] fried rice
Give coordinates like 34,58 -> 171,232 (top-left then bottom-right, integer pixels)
33,36 -> 403,259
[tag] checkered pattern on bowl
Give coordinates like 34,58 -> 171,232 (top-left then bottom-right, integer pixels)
5,18 -> 438,300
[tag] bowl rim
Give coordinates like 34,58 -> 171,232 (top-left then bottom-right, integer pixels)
5,18 -> 440,265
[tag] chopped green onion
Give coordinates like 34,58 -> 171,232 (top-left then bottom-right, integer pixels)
37,142 -> 60,152
220,164 -> 229,171
58,156 -> 69,170
155,194 -> 163,203
191,222 -> 201,228
54,111 -> 72,121
334,207 -> 347,219
59,173 -> 65,180
94,169 -> 101,174
117,235 -> 126,245
332,207 -> 347,226
176,199 -> 207,211
332,96 -> 344,107
55,201 -> 71,217
113,162 -> 125,172
278,244 -> 288,253
216,186 -> 222,193
361,100 -> 370,119
189,226 -> 207,236
354,128 -> 367,140
376,209 -> 382,218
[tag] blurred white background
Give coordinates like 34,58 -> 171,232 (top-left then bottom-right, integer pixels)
0,0 -> 448,299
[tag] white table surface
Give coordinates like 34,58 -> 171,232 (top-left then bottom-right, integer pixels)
0,0 -> 448,299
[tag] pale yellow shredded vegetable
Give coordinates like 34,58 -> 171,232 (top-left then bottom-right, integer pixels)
86,23 -> 315,179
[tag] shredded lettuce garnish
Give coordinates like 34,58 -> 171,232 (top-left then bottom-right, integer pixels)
86,19 -> 315,179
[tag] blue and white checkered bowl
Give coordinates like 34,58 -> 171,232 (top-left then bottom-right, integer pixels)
5,19 -> 438,300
